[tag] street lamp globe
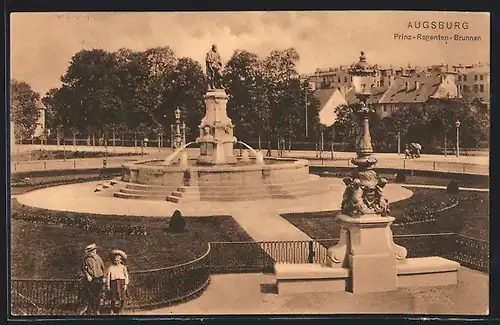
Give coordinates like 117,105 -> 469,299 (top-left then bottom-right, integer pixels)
175,107 -> 181,120
455,119 -> 461,128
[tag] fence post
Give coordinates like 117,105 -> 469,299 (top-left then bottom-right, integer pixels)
73,161 -> 76,169
433,161 -> 436,171
462,163 -> 466,174
43,162 -> 47,170
307,241 -> 314,263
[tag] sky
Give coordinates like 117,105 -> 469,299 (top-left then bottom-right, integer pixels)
10,11 -> 490,96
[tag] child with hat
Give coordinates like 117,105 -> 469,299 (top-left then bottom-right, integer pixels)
82,243 -> 105,315
106,249 -> 129,315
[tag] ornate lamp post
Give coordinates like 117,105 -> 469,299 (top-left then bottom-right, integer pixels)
326,51 -> 407,294
345,51 -> 383,210
171,107 -> 185,149
455,119 -> 461,157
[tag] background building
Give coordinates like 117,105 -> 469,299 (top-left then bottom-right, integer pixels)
313,67 -> 461,120
453,64 -> 490,105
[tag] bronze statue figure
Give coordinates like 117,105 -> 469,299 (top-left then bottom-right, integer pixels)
205,44 -> 224,90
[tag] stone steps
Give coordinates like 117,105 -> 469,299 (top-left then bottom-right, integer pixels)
113,192 -> 166,200
119,188 -> 177,197
114,175 -> 335,202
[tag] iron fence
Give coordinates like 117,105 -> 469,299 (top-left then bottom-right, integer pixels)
11,279 -> 83,316
207,234 -> 488,274
207,239 -> 337,273
441,233 -> 490,273
10,233 -> 488,316
126,249 -> 210,310
11,249 -> 210,316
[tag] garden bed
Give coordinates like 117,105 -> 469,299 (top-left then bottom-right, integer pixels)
281,188 -> 489,241
10,173 -> 120,195
10,199 -> 255,279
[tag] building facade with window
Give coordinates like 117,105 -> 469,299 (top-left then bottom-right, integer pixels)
453,64 -> 490,105
312,69 -> 461,120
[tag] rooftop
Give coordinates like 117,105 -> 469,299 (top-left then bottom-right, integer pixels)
379,72 -> 445,104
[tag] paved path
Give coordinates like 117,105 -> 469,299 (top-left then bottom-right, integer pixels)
129,269 -> 488,315
14,179 -> 413,242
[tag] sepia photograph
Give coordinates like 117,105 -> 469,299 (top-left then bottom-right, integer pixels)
8,10 -> 490,317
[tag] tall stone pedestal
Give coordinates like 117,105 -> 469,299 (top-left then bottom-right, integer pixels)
326,214 -> 407,293
274,214 -> 459,295
196,89 -> 237,165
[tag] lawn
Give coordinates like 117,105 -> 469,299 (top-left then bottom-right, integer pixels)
282,188 -> 489,241
10,200 -> 255,279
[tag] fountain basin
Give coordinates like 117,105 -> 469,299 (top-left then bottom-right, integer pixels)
117,157 -> 332,202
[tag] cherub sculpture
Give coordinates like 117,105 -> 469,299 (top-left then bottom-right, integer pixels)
341,176 -> 390,217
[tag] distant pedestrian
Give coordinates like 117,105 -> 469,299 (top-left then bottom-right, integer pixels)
266,141 -> 272,157
106,250 -> 129,315
405,147 -> 411,159
82,243 -> 105,315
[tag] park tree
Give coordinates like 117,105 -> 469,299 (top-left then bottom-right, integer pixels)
132,47 -> 177,137
42,88 -> 60,132
10,79 -> 41,142
262,48 -> 304,144
163,57 -> 206,140
332,104 -> 360,150
223,50 -> 270,143
423,99 -> 489,150
42,85 -> 83,143
60,49 -> 122,140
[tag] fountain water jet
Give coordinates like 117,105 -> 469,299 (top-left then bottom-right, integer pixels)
162,141 -> 196,166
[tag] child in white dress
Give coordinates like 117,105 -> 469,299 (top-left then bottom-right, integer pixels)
106,250 -> 129,314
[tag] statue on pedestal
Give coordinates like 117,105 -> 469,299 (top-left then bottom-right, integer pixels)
206,44 -> 224,90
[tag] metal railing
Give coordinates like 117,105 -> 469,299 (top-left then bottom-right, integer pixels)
207,234 -> 489,274
207,239 -> 337,273
10,233 -> 488,316
11,249 -> 211,316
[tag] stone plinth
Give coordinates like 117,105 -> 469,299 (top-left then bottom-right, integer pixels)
196,89 -> 237,165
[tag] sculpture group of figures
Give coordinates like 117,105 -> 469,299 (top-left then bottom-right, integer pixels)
341,175 -> 390,217
205,44 -> 224,90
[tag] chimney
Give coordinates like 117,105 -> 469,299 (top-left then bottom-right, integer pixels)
415,81 -> 420,90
